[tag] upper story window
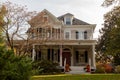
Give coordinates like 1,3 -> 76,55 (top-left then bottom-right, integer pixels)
79,31 -> 84,40
84,31 -> 87,39
65,17 -> 71,25
65,32 -> 70,39
37,28 -> 42,33
76,31 -> 79,39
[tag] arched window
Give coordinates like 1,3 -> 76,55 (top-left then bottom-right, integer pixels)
84,31 -> 87,39
76,31 -> 79,39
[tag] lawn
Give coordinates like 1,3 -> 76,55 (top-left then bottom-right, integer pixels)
31,74 -> 120,80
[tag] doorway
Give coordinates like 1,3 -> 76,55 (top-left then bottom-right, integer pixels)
62,48 -> 71,66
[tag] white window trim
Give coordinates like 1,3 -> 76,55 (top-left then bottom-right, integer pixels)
64,16 -> 72,25
79,31 -> 84,40
64,31 -> 71,40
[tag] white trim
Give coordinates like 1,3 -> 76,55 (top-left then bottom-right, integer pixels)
64,31 -> 71,40
32,44 -> 36,61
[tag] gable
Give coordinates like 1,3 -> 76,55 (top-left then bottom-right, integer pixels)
29,9 -> 61,28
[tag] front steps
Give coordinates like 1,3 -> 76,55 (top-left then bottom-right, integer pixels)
65,66 -> 90,74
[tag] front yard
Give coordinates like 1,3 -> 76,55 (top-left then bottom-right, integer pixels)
31,74 -> 120,80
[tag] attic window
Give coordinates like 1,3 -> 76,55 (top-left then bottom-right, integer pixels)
43,16 -> 48,22
65,17 -> 71,25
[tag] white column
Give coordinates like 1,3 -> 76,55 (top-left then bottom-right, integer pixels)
89,58 -> 91,72
60,28 -> 62,40
71,46 -> 74,66
60,45 -> 62,66
92,45 -> 96,69
51,27 -> 52,39
57,29 -> 58,40
32,44 -> 36,61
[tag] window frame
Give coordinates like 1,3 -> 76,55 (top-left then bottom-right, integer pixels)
65,17 -> 71,25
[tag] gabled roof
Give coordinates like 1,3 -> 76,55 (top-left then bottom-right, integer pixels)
29,9 -> 61,27
62,13 -> 74,16
57,13 -> 90,25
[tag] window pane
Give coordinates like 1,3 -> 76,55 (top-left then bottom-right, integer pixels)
65,32 -> 69,39
76,31 -> 79,39
65,17 -> 71,25
84,31 -> 87,39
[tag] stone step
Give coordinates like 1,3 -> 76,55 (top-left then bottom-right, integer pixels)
66,66 -> 89,74
70,66 -> 85,71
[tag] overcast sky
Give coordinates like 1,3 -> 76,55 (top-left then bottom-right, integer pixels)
1,0 -> 111,39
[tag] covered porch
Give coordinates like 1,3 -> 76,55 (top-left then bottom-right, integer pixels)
32,44 -> 96,72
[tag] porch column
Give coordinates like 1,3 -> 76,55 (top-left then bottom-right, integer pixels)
60,45 -> 62,66
71,46 -> 74,66
92,45 -> 96,68
32,44 -> 36,61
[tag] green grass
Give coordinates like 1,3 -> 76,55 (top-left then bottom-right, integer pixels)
31,74 -> 120,80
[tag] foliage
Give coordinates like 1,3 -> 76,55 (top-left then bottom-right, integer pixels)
1,1 -> 36,51
0,45 -> 33,80
0,39 -> 33,80
32,60 -> 61,75
95,63 -> 114,73
96,0 -> 120,64
115,65 -> 120,73
113,54 -> 120,66
31,74 -> 120,80
102,0 -> 120,7
0,4 -> 33,80
95,63 -> 105,73
0,51 -> 32,80
0,5 -> 7,31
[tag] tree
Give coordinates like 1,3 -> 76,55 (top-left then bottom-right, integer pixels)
1,1 -> 36,53
0,6 -> 33,80
96,0 -> 120,64
102,0 -> 120,7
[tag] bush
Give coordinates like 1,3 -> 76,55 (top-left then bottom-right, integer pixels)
0,49 -> 32,80
115,65 -> 120,73
104,64 -> 114,73
32,60 -> 61,75
95,63 -> 114,73
95,63 -> 105,73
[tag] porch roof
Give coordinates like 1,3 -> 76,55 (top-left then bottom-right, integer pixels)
13,39 -> 96,46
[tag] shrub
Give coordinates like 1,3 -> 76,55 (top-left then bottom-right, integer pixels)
95,63 -> 105,73
95,63 -> 114,73
104,64 -> 114,73
0,50 -> 32,80
115,65 -> 120,73
32,60 -> 61,75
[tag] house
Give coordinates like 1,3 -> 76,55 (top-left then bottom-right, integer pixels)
27,9 -> 96,73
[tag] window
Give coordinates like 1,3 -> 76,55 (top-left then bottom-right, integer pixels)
65,17 -> 71,25
76,31 -> 79,39
65,32 -> 70,39
84,31 -> 87,39
43,16 -> 48,22
79,31 -> 84,40
75,50 -> 85,63
37,28 -> 42,33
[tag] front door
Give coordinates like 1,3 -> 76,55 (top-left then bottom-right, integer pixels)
62,51 -> 71,66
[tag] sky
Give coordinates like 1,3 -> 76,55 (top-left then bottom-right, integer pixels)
1,0 -> 111,39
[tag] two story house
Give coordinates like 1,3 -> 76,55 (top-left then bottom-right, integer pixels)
27,9 -> 96,73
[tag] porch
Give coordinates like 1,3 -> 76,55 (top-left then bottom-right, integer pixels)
32,44 -> 96,73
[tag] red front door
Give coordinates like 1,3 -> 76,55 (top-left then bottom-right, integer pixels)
62,52 -> 71,66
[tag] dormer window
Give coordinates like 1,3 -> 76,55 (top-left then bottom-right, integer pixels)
65,17 -> 71,25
